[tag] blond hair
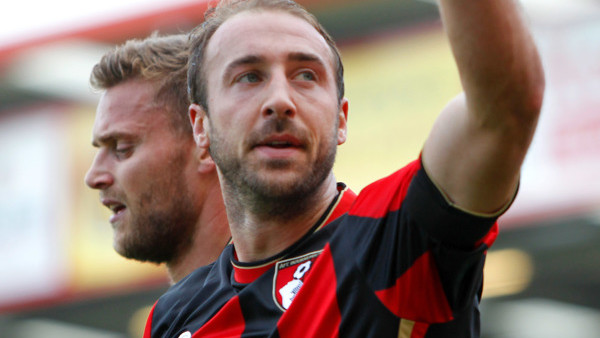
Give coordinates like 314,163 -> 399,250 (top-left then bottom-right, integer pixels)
90,33 -> 191,134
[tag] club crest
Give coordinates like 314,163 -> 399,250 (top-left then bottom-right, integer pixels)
273,251 -> 322,311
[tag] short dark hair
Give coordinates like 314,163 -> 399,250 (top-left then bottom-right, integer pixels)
187,0 -> 344,113
90,33 -> 192,134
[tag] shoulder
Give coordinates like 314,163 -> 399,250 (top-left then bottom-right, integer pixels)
158,262 -> 215,311
349,159 -> 422,218
155,245 -> 233,314
149,248 -> 234,336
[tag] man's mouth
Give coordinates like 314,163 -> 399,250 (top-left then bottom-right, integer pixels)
110,204 -> 126,214
265,140 -> 295,148
256,135 -> 303,149
101,198 -> 127,223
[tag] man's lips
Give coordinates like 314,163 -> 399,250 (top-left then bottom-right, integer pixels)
253,134 -> 303,149
101,198 -> 127,223
252,134 -> 305,158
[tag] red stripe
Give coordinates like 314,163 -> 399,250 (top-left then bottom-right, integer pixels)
143,302 -> 156,338
375,251 -> 453,323
349,160 -> 421,218
277,244 -> 340,338
0,1 -> 211,64
0,0 -> 349,65
192,296 -> 245,337
233,261 -> 276,284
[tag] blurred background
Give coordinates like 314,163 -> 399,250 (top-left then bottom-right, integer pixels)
0,0 -> 599,337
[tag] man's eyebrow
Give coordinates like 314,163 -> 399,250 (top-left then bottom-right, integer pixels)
287,52 -> 325,66
223,52 -> 327,79
224,55 -> 264,79
92,132 -> 134,147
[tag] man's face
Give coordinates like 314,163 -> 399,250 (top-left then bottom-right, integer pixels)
85,80 -> 202,263
200,10 -> 348,201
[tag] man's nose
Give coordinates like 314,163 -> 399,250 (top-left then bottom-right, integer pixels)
84,155 -> 114,189
261,74 -> 296,119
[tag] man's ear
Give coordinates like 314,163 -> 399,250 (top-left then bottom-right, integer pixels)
190,103 -> 210,149
337,98 -> 349,145
196,146 -> 216,174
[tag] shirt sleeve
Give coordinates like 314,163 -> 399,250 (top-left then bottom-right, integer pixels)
345,159 -> 499,323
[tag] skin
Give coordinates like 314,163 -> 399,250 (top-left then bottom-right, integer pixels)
190,1 -> 544,262
422,0 -> 544,214
85,79 -> 229,283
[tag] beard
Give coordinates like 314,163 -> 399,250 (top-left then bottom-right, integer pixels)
209,117 -> 337,218
114,155 -> 199,264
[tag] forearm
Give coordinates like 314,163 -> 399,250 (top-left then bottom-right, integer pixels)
422,0 -> 545,214
438,0 -> 544,128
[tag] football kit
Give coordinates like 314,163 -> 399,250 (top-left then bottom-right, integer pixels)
145,159 -> 499,337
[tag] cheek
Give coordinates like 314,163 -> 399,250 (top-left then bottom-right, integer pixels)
120,163 -> 152,193
314,104 -> 340,135
121,152 -> 170,188
213,106 -> 253,139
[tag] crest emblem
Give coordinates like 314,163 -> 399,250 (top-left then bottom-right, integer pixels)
273,251 -> 321,311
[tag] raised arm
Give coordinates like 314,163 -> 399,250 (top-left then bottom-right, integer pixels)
422,0 -> 545,214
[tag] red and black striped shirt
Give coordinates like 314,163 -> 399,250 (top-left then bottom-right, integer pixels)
145,159 -> 498,337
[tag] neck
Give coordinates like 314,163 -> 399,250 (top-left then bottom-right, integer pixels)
224,173 -> 339,263
166,183 -> 231,284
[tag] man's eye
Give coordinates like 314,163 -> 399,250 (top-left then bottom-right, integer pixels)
114,144 -> 133,159
294,71 -> 316,81
238,72 -> 261,83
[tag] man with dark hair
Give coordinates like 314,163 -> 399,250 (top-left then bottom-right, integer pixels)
85,34 -> 230,283
146,0 -> 544,336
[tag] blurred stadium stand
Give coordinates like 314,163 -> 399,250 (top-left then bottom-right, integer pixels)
1,1 -> 599,337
